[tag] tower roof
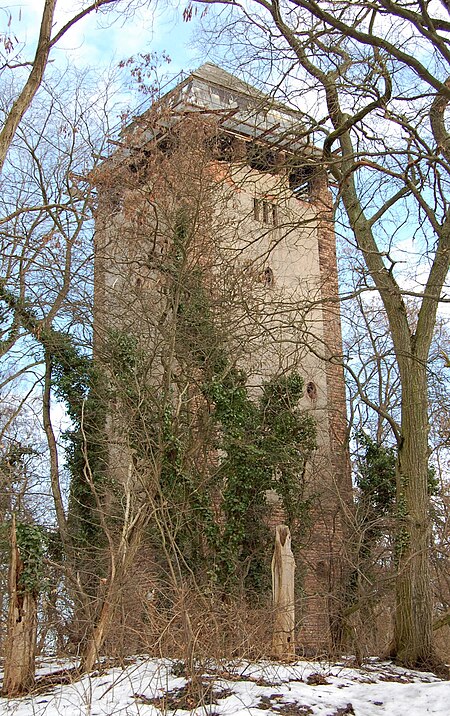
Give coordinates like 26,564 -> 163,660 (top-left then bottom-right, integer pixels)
125,63 -> 308,154
190,62 -> 266,100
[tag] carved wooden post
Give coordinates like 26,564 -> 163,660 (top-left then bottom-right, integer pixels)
2,514 -> 38,696
272,524 -> 296,659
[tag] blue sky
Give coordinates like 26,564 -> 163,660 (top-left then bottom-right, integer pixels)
0,2 -> 215,438
3,2 -> 446,308
3,2 -> 203,82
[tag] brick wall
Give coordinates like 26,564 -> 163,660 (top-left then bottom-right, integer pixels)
293,170 -> 353,651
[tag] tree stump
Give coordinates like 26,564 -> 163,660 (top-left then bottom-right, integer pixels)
2,515 -> 38,696
272,524 -> 296,659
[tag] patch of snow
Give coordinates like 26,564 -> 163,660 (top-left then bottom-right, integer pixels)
0,657 -> 448,716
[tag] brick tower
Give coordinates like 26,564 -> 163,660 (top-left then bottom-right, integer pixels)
93,63 -> 352,652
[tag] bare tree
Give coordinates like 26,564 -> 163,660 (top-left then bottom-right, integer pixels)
81,97 -> 327,667
0,65 -> 121,684
0,0 -> 128,173
191,0 -> 450,667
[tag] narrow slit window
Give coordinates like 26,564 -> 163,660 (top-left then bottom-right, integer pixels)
272,203 -> 278,226
253,198 -> 260,221
254,197 -> 278,226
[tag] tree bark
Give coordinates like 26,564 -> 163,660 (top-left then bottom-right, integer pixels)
272,524 -> 296,659
392,360 -> 433,665
2,515 -> 38,696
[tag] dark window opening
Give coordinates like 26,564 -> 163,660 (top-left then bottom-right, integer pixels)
210,133 -> 235,161
289,164 -> 316,199
247,142 -> 278,172
263,267 -> 274,287
253,197 -> 260,222
108,190 -> 123,214
128,157 -> 148,176
306,381 -> 317,400
128,148 -> 152,176
157,134 -> 177,156
272,203 -> 278,226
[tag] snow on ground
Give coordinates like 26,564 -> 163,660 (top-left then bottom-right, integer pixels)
0,656 -> 449,716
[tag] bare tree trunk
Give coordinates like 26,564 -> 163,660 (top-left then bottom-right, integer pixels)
2,515 -> 37,696
79,583 -> 115,673
78,494 -> 148,673
337,143 -> 442,667
0,0 -> 56,174
272,525 -> 296,659
43,351 -> 68,544
393,362 -> 433,665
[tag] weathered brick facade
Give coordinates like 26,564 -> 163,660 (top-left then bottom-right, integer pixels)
94,63 -> 352,653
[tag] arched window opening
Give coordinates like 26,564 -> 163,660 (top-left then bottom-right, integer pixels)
247,142 -> 278,172
157,134 -> 177,156
210,133 -> 235,161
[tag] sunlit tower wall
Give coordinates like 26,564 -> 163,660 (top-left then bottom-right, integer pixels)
93,63 -> 352,652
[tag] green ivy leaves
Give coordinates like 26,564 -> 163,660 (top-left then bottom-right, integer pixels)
16,522 -> 46,595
